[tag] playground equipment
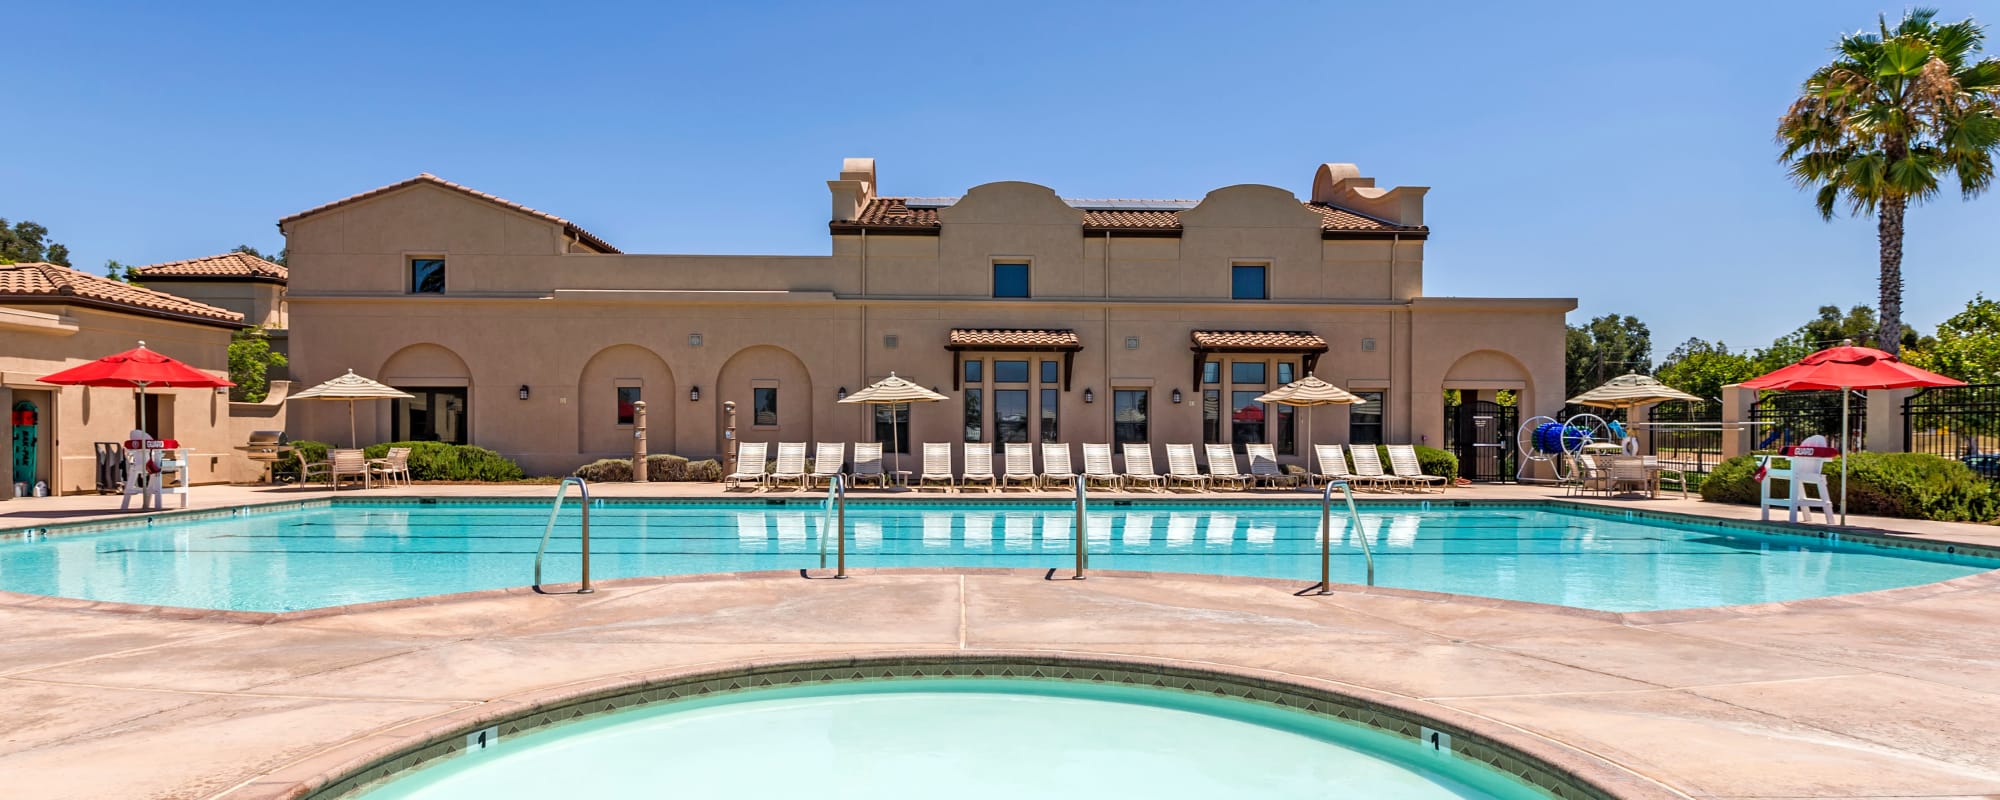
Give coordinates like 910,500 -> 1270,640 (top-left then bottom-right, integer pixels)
1515,413 -> 1620,483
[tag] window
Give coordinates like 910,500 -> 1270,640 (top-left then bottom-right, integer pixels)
1202,389 -> 1222,444
1113,390 -> 1149,445
409,258 -> 446,294
993,263 -> 1030,298
1275,403 -> 1296,455
616,386 -> 642,426
875,404 -> 910,453
994,360 -> 1030,383
1040,388 -> 1059,442
1040,360 -> 1059,385
752,388 -> 778,427
1203,361 -> 1221,384
963,360 -> 983,385
1349,391 -> 1385,446
964,388 -> 984,442
1231,362 -> 1267,385
995,390 -> 1029,443
1231,264 -> 1267,300
1277,362 -> 1295,385
393,388 -> 467,445
1231,391 -> 1265,449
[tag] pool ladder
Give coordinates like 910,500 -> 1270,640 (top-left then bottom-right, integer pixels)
1311,480 -> 1373,594
820,474 -> 848,577
532,477 -> 594,594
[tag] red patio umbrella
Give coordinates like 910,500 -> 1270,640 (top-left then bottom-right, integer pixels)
39,340 -> 234,435
1741,341 -> 1963,524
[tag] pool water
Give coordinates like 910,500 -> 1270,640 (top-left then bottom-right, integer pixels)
354,679 -> 1549,800
0,501 -> 1990,612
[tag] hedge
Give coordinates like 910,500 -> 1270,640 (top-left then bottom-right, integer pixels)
280,441 -> 527,482
572,454 -> 717,482
1701,452 -> 1999,523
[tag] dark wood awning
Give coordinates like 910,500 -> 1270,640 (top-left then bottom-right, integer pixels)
1189,330 -> 1329,387
947,329 -> 1083,390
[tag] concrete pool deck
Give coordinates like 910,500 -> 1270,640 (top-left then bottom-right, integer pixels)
2,483 -> 1998,798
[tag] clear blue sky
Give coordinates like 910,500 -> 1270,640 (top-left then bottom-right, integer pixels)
8,1 -> 1997,360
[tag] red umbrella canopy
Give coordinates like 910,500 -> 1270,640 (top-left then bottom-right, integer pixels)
1741,344 -> 1963,391
38,342 -> 234,388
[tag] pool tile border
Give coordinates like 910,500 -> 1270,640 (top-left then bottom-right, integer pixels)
281,653 -> 1673,800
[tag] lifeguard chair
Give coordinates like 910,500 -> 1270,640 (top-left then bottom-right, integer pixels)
1758,435 -> 1836,524
121,438 -> 190,510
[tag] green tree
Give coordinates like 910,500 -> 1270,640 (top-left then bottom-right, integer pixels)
1565,314 -> 1653,398
230,243 -> 287,266
1778,9 -> 2000,356
1905,293 -> 2000,382
227,326 -> 289,402
102,259 -> 144,284
1655,338 -> 1762,401
0,219 -> 71,266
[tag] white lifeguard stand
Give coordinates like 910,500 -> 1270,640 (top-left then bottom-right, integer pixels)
120,438 -> 190,510
1759,435 -> 1836,524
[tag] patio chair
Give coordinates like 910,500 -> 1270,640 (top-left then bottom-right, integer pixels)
1314,444 -> 1363,488
1124,443 -> 1167,492
769,442 -> 810,490
1001,443 -> 1039,490
1040,443 -> 1077,491
850,442 -> 887,488
1162,444 -> 1206,492
917,442 -> 956,491
1386,444 -> 1447,493
311,448 -> 371,490
369,446 -> 412,487
960,445 -> 999,492
809,442 -> 845,489
725,441 -> 769,490
1203,444 -> 1251,491
1642,455 -> 1688,499
1608,455 -> 1651,496
1345,444 -> 1400,491
1082,443 -> 1122,490
1570,453 -> 1611,497
1245,443 -> 1300,489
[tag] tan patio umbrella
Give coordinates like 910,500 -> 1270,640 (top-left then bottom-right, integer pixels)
287,369 -> 415,448
838,372 -> 947,475
1567,373 -> 1704,409
1256,375 -> 1364,472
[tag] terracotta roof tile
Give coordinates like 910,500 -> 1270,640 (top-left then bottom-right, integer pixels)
840,198 -> 1418,236
0,263 -> 245,326
133,252 -> 287,282
281,174 -> 620,253
1190,330 -> 1328,351
949,328 -> 1083,348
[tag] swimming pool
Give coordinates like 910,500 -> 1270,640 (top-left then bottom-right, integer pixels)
350,678 -> 1550,800
0,500 -> 1990,612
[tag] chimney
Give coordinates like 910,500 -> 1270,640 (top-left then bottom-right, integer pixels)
827,157 -> 877,222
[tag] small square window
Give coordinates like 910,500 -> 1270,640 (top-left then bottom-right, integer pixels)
753,387 -> 778,426
616,386 -> 642,425
410,258 -> 446,294
963,360 -> 983,384
1039,360 -> 1059,385
994,360 -> 1030,383
1231,362 -> 1267,385
993,263 -> 1030,298
1124,336 -> 1140,350
1231,264 -> 1267,300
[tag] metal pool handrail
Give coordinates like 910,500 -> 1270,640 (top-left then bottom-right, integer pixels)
533,477 -> 594,594
1314,480 -> 1371,594
1072,479 -> 1088,579
824,474 -> 848,578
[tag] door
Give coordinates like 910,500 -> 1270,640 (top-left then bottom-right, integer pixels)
1446,399 -> 1516,482
11,400 -> 39,485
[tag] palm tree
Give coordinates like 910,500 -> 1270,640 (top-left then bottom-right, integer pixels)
1778,9 -> 2000,356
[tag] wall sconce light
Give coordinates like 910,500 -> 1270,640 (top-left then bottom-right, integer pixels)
837,386 -> 848,401
688,333 -> 703,347
1083,388 -> 1095,403
1171,388 -> 1183,404
518,385 -> 531,400
689,386 -> 701,402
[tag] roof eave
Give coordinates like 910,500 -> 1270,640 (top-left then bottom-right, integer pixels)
0,295 -> 247,329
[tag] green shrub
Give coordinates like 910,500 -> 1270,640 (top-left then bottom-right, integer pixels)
1364,445 -> 1457,481
571,458 -> 633,482
361,442 -> 526,482
686,459 -> 723,482
1701,452 -> 1999,522
646,454 -> 690,481
569,453 -> 706,482
278,440 -> 330,479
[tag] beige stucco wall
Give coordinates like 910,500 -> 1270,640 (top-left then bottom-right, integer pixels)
141,279 -> 286,330
0,304 -> 263,497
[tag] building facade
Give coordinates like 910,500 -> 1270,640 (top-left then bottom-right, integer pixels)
282,161 -> 1572,477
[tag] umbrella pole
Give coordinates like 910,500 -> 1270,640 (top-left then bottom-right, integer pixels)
350,400 -> 359,449
891,403 -> 903,478
1839,388 -> 1850,526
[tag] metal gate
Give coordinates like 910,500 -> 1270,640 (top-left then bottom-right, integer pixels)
1903,383 -> 2000,483
1647,401 -> 1722,487
1444,399 -> 1516,482
1747,390 -> 1865,451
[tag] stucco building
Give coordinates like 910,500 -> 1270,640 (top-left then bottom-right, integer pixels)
282,160 -> 1572,477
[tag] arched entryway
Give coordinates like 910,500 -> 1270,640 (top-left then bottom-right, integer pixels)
575,345 -> 676,458
377,344 -> 473,445
1441,349 -> 1532,482
715,345 -> 814,448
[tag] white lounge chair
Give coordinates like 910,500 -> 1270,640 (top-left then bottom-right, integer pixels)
1123,443 -> 1166,492
917,442 -> 956,491
725,442 -> 769,490
1082,443 -> 1121,490
1204,444 -> 1251,491
1314,444 -> 1361,488
961,445 -> 999,492
808,442 -> 845,488
1040,443 -> 1077,491
1163,444 -> 1206,492
1386,444 -> 1447,493
770,442 -> 810,490
1345,444 -> 1399,492
1001,443 -> 1039,490
1245,443 -> 1300,489
850,442 -> 887,488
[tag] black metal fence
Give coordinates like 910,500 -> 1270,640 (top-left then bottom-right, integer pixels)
1647,401 -> 1723,487
1748,390 -> 1865,451
1445,400 -> 1517,482
1904,383 -> 2000,483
